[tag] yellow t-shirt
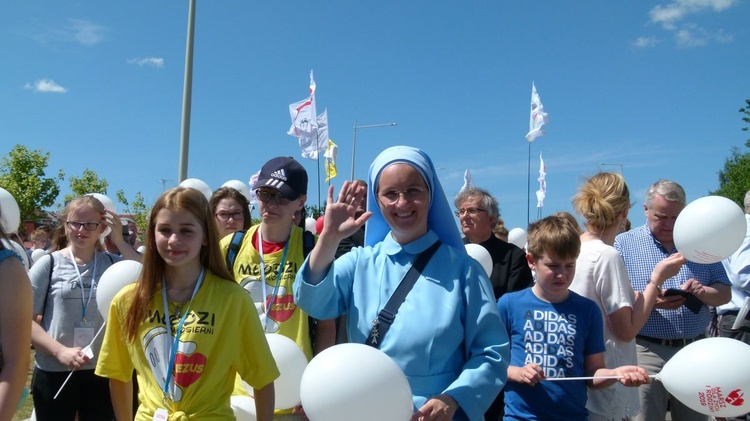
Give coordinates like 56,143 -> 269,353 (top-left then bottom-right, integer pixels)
221,225 -> 313,360
95,271 -> 279,420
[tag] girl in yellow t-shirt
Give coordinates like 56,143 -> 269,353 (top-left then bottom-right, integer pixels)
96,187 -> 279,420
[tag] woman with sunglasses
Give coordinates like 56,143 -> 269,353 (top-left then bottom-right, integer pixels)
294,146 -> 509,421
209,186 -> 252,240
29,195 -> 141,421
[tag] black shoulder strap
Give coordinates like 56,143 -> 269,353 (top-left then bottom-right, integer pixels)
302,230 -> 315,258
366,240 -> 442,348
41,253 -> 55,318
226,230 -> 246,272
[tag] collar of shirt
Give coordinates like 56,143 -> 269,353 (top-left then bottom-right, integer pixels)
381,230 -> 439,257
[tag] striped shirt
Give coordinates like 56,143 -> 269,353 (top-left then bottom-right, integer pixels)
614,225 -> 730,339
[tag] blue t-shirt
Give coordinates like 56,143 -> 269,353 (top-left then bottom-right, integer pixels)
498,288 -> 605,421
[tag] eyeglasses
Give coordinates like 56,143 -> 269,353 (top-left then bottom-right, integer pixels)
377,187 -> 427,205
255,189 -> 291,206
66,221 -> 101,231
454,207 -> 487,217
215,211 -> 244,222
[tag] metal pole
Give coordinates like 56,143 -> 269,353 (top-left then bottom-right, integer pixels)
178,0 -> 196,183
350,122 -> 397,180
350,119 -> 358,181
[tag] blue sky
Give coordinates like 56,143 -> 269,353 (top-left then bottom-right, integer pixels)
2,1 -> 749,232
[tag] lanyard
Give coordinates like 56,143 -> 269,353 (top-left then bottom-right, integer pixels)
161,267 -> 205,402
257,225 -> 291,331
68,248 -> 97,322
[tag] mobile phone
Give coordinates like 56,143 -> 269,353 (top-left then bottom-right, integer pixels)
664,288 -> 689,297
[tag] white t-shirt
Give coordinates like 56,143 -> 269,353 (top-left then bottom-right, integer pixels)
570,239 -> 640,419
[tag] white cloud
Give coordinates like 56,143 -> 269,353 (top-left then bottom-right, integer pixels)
23,79 -> 69,93
649,0 -> 737,27
34,19 -> 106,46
632,36 -> 660,48
69,19 -> 106,46
127,57 -> 165,68
675,24 -> 709,47
644,0 -> 737,47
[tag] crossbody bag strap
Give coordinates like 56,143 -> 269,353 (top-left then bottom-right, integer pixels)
366,240 -> 442,348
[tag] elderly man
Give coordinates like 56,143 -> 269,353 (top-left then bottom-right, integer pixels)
615,180 -> 731,421
455,187 -> 533,299
455,187 -> 532,421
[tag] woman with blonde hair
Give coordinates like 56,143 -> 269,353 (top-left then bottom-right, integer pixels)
570,172 -> 685,420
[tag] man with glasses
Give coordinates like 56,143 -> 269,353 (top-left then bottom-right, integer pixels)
455,187 -> 533,421
220,157 -> 335,366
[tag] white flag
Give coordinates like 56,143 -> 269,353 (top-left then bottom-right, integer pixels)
536,153 -> 546,208
525,82 -> 549,142
300,109 -> 329,160
459,169 -> 474,194
288,70 -> 318,146
247,171 -> 260,204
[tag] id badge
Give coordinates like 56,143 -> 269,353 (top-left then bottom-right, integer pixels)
152,408 -> 169,421
74,321 -> 95,348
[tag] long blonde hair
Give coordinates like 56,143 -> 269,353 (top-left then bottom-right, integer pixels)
123,187 -> 233,342
572,172 -> 630,233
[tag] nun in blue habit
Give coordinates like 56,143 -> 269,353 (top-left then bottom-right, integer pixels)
295,146 -> 509,421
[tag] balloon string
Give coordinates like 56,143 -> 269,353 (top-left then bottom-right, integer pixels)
53,322 -> 107,399
544,374 -> 658,382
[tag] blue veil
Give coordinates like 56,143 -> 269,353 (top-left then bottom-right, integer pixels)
365,146 -> 464,251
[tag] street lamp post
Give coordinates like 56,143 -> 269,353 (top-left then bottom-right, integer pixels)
351,120 -> 397,180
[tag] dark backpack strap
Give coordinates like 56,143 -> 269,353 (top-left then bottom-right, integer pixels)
225,230 -> 246,272
302,230 -> 316,258
366,240 -> 442,348
40,253 -> 55,319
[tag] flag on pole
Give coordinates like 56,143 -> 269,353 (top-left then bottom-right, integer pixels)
536,153 -> 546,208
324,140 -> 338,183
288,70 -> 319,158
525,82 -> 549,142
458,169 -> 474,194
247,170 -> 260,204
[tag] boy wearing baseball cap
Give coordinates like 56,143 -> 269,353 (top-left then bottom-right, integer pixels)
221,157 -> 335,362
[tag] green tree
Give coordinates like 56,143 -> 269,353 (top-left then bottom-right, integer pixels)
66,168 -> 109,203
0,145 -> 64,228
711,99 -> 750,208
116,189 -> 150,241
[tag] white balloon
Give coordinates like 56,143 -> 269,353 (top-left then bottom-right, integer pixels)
222,180 -> 251,203
179,178 -> 213,201
0,187 -> 21,233
300,343 -> 413,421
673,195 -> 746,264
1,239 -> 30,271
96,260 -> 142,320
137,245 -> 146,254
658,337 -> 750,417
86,193 -> 117,213
465,243 -> 493,277
304,217 -> 316,233
86,193 -> 117,238
31,248 -> 47,264
508,228 -> 527,249
230,395 -> 257,421
262,333 -> 308,410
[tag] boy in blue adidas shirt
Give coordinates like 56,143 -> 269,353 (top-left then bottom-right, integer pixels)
498,214 -> 649,420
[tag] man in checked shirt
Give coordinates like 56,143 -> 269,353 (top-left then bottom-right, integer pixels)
615,179 -> 731,421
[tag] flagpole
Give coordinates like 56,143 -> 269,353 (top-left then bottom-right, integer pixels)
177,0 -> 196,183
317,155 -> 321,209
527,141 -> 531,227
